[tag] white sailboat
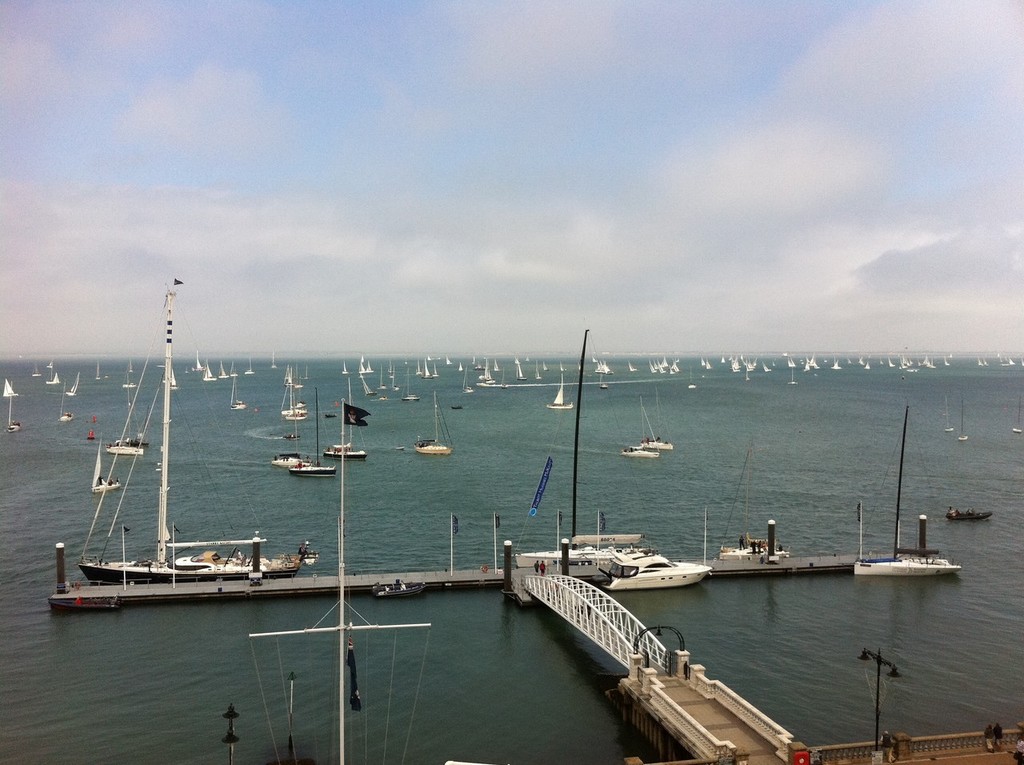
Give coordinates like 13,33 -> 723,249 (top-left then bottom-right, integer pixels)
244,357 -> 255,375
229,376 -> 247,410
855,406 -> 961,576
79,283 -> 305,583
289,390 -> 337,476
639,394 -> 673,451
942,396 -> 955,432
91,443 -> 121,493
66,372 -> 80,397
322,380 -> 367,461
546,374 -> 574,410
414,392 -> 453,455
957,396 -> 968,442
58,386 -> 74,422
4,378 -> 21,432
46,369 -> 61,386
1013,396 -> 1022,435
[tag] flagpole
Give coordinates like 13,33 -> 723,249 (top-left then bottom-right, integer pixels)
449,514 -> 454,576
339,398 -> 346,765
492,514 -> 498,573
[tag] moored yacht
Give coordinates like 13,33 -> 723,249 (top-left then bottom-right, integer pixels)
596,550 -> 711,591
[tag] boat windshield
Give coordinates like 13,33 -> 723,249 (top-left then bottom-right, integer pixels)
610,563 -> 639,578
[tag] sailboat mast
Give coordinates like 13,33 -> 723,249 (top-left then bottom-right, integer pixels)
338,396 -> 347,765
570,329 -> 588,539
157,287 -> 176,566
892,405 -> 909,557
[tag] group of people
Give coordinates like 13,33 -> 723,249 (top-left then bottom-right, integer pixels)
532,560 -> 548,575
984,723 -> 1004,752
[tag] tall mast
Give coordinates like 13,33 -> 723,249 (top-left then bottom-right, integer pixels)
157,287 -> 176,566
570,329 -> 588,539
892,405 -> 908,557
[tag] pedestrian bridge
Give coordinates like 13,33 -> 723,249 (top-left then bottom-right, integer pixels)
517,574 -> 800,765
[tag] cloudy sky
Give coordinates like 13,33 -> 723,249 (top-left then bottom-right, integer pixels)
2,0 -> 1022,359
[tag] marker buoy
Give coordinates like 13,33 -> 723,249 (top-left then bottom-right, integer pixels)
481,564 -> 489,573
87,430 -> 95,440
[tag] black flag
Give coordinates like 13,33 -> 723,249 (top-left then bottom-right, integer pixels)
173,278 -> 183,285
347,638 -> 361,711
343,403 -> 370,427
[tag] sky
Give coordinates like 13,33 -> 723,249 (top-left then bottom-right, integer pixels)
1,0 -> 1023,359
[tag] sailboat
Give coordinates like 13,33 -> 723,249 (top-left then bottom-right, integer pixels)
401,367 -> 420,401
414,392 -> 453,455
58,385 -> 74,422
717,448 -> 790,561
854,406 -> 961,576
957,396 -> 968,442
78,283 -> 305,584
90,442 -> 121,493
229,376 -> 247,410
66,372 -> 80,397
289,389 -> 337,476
546,374 -> 574,410
281,367 -> 308,420
46,368 -> 61,386
638,394 -> 673,451
943,396 -> 955,432
4,378 -> 21,432
322,380 -> 367,461
1013,396 -> 1022,435
516,330 -> 651,575
244,357 -> 255,375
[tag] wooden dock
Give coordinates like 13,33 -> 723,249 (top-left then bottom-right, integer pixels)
709,552 -> 858,577
48,567 -> 504,608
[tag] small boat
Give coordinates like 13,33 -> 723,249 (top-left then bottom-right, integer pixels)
271,451 -> 303,468
621,445 -> 660,458
50,595 -> 122,611
945,507 -> 991,521
322,443 -> 367,461
106,437 -> 146,456
596,550 -> 711,591
372,579 -> 427,598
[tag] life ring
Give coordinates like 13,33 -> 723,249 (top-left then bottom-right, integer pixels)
481,564 -> 489,573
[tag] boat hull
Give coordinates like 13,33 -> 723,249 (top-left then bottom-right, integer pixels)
601,566 -> 711,590
854,558 -> 961,576
78,559 -> 301,584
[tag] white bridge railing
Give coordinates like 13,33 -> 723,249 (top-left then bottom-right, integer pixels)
522,574 -> 675,672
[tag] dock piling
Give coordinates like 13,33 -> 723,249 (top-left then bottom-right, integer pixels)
55,542 -> 67,594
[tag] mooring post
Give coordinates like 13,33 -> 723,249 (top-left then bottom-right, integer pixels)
560,538 -> 569,575
767,520 -> 776,559
55,542 -> 67,593
503,540 -> 512,592
917,515 -> 928,549
251,537 -> 261,573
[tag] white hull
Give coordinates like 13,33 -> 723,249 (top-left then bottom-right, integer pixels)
598,550 -> 712,590
854,557 -> 961,576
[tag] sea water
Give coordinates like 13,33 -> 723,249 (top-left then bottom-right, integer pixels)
0,353 -> 1020,764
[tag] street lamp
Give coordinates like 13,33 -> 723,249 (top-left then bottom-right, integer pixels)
858,648 -> 900,751
222,703 -> 240,765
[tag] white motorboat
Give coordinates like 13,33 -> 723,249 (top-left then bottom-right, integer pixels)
597,550 -> 711,591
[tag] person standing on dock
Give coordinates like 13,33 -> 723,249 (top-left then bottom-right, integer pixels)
539,561 -> 546,576
984,724 -> 994,752
993,723 -> 1003,752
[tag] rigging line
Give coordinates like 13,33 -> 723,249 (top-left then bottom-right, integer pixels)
400,627 -> 432,765
382,630 -> 400,763
249,637 -> 282,764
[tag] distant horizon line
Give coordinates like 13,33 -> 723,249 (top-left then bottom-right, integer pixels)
3,350 -> 1022,362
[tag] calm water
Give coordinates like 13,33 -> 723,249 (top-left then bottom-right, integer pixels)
1,350 -> 1021,765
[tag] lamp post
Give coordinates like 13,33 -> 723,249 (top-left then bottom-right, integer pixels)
858,648 -> 900,751
222,703 -> 239,765
633,625 -> 686,673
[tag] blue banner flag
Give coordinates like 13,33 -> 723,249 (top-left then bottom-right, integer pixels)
494,513 -> 500,529
599,512 -> 607,532
529,456 -> 553,516
451,515 -> 459,535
